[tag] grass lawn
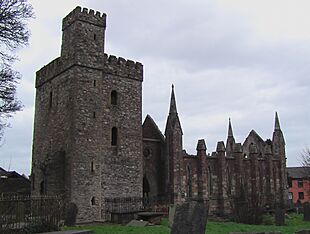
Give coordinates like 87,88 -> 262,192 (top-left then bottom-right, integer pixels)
64,214 -> 310,234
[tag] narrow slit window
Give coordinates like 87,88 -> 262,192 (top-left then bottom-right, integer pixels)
111,90 -> 117,105
94,34 -> 97,41
111,127 -> 118,146
93,112 -> 96,119
91,161 -> 94,172
49,91 -> 53,109
93,80 -> 96,87
91,197 -> 95,205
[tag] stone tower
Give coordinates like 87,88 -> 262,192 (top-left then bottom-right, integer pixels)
165,85 -> 184,204
31,7 -> 143,222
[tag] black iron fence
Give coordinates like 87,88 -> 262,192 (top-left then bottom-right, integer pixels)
0,195 -> 63,233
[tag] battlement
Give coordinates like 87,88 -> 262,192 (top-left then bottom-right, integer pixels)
104,54 -> 143,81
36,57 -> 72,88
36,53 -> 143,87
62,6 -> 106,30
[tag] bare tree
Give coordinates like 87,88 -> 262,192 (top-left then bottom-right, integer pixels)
0,0 -> 34,140
300,148 -> 310,168
300,148 -> 310,198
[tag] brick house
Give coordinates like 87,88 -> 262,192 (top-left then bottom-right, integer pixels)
287,167 -> 310,205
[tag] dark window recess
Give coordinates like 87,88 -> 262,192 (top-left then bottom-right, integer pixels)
91,161 -> 94,172
40,181 -> 45,195
298,192 -> 304,200
94,34 -> 97,40
288,178 -> 292,188
111,90 -> 117,105
187,165 -> 192,198
143,148 -> 151,158
208,167 -> 212,195
49,91 -> 53,109
93,80 -> 96,87
91,197 -> 95,205
93,112 -> 96,118
298,180 -> 303,188
111,127 -> 118,146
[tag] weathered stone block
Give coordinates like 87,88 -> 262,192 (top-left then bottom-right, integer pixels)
171,200 -> 208,234
295,230 -> 310,234
65,203 -> 78,226
275,206 -> 285,226
303,202 -> 310,221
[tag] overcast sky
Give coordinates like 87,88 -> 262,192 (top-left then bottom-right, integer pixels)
1,0 -> 310,175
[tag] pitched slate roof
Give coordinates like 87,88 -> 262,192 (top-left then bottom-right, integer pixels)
142,114 -> 165,142
287,167 -> 310,179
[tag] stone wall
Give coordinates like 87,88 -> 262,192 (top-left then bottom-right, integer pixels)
32,6 -> 143,223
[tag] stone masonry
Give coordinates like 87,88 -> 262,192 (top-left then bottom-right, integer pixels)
31,6 -> 288,223
31,7 -> 143,223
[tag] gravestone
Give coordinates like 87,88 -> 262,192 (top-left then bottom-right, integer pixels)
65,202 -> 78,226
126,220 -> 148,227
230,232 -> 282,234
295,231 -> 310,234
168,205 -> 176,227
275,205 -> 285,226
303,202 -> 310,221
171,200 -> 208,234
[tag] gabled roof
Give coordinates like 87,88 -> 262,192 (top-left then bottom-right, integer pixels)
287,167 -> 310,179
0,168 -> 30,195
142,114 -> 165,142
244,129 -> 265,144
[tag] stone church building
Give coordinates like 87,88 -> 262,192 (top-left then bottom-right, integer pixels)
31,7 -> 288,223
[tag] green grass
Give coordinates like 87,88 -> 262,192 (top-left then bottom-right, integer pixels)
63,214 -> 310,234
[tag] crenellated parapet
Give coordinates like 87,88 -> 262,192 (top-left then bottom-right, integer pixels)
62,6 -> 106,30
103,54 -> 143,81
36,57 -> 73,88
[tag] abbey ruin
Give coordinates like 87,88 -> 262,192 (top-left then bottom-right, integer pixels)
31,7 -> 288,223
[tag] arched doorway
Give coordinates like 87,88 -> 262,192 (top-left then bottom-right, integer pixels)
143,176 -> 150,199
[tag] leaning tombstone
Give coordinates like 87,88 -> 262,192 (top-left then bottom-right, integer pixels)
303,202 -> 310,221
275,204 -> 285,226
171,200 -> 208,234
168,204 -> 176,227
64,202 -> 78,226
295,230 -> 310,234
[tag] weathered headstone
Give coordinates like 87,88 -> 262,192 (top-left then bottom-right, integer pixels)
295,230 -> 310,234
171,200 -> 208,234
230,232 -> 282,234
65,202 -> 78,226
303,202 -> 310,221
168,204 -> 176,227
275,205 -> 285,226
126,220 -> 148,227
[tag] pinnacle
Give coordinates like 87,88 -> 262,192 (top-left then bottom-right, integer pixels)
228,118 -> 234,137
274,112 -> 281,130
169,84 -> 177,115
